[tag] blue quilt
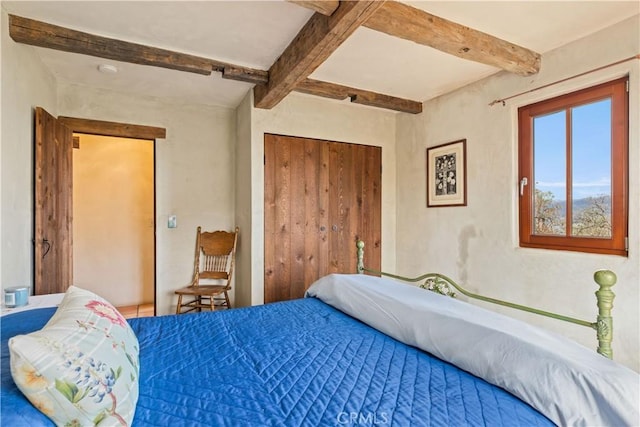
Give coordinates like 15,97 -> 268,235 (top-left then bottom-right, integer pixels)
1,298 -> 552,426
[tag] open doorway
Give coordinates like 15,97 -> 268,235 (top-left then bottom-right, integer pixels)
72,133 -> 155,316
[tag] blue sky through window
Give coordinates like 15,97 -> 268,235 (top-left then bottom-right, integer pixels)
533,98 -> 611,201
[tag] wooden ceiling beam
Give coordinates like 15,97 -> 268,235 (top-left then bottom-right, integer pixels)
222,66 -> 268,85
288,1 -> 541,75
9,14 -> 212,75
8,14 -> 267,84
288,0 -> 339,16
254,1 -> 386,110
294,79 -> 422,114
363,2 -> 540,76
294,78 -> 349,100
9,13 -> 420,114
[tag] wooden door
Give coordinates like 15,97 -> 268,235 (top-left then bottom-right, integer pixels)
34,107 -> 73,295
264,134 -> 381,303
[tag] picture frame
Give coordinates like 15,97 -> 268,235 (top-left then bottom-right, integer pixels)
426,139 -> 467,207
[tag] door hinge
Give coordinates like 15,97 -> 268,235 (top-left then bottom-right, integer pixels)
264,155 -> 266,165
626,80 -> 629,92
625,237 -> 629,251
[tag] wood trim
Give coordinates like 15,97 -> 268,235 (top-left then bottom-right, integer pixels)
58,117 -> 166,140
363,1 -> 541,76
518,108 -> 533,246
294,78 -> 422,114
9,14 -> 267,85
287,0 -> 339,16
254,1 -> 386,109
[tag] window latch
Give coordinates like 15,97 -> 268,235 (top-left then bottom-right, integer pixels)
519,177 -> 528,196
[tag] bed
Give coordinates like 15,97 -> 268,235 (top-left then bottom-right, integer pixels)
2,243 -> 638,426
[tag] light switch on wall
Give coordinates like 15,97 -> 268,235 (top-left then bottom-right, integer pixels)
168,215 -> 177,228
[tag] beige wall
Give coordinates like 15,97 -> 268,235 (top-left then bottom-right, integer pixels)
73,134 -> 154,307
234,93 -> 253,307
58,82 -> 236,314
240,91 -> 398,306
1,9 -> 58,292
396,16 -> 639,371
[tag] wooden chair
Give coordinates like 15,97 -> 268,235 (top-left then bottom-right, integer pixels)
175,226 -> 239,314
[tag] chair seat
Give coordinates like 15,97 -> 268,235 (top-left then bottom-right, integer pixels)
175,285 -> 229,296
199,272 -> 229,280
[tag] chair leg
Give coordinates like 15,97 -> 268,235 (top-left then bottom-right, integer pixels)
176,295 -> 183,314
224,291 -> 231,309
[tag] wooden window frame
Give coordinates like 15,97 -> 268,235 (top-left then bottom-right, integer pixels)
518,78 -> 628,256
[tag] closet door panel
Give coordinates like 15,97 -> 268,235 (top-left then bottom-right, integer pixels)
264,134 -> 381,303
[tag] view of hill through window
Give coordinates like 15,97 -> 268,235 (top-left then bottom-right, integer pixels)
533,98 -> 612,238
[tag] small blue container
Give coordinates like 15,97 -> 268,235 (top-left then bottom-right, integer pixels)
4,286 -> 29,308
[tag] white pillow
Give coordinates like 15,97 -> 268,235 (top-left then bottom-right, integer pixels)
9,286 -> 139,426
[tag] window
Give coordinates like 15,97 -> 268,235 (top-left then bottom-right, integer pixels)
518,78 -> 628,256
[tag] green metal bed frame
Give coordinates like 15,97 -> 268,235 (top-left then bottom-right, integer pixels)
355,240 -> 617,359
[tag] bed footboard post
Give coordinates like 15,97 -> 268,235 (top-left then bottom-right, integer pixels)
594,270 -> 616,359
356,240 -> 365,274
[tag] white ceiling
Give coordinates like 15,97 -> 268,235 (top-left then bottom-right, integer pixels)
3,1 -> 639,110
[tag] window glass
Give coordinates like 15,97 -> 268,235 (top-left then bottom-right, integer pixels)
533,111 -> 566,235
571,99 -> 612,238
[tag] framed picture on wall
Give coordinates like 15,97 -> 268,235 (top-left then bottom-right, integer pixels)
426,139 -> 467,207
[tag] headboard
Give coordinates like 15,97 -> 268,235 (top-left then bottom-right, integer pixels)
355,240 -> 617,359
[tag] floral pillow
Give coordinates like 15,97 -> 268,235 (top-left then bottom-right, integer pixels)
9,286 -> 139,426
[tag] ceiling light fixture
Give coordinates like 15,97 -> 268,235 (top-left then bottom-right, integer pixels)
97,64 -> 118,74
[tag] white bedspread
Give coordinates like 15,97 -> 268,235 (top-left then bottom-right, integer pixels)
306,274 -> 640,427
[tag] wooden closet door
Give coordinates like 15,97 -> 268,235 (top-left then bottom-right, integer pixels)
264,134 -> 381,303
